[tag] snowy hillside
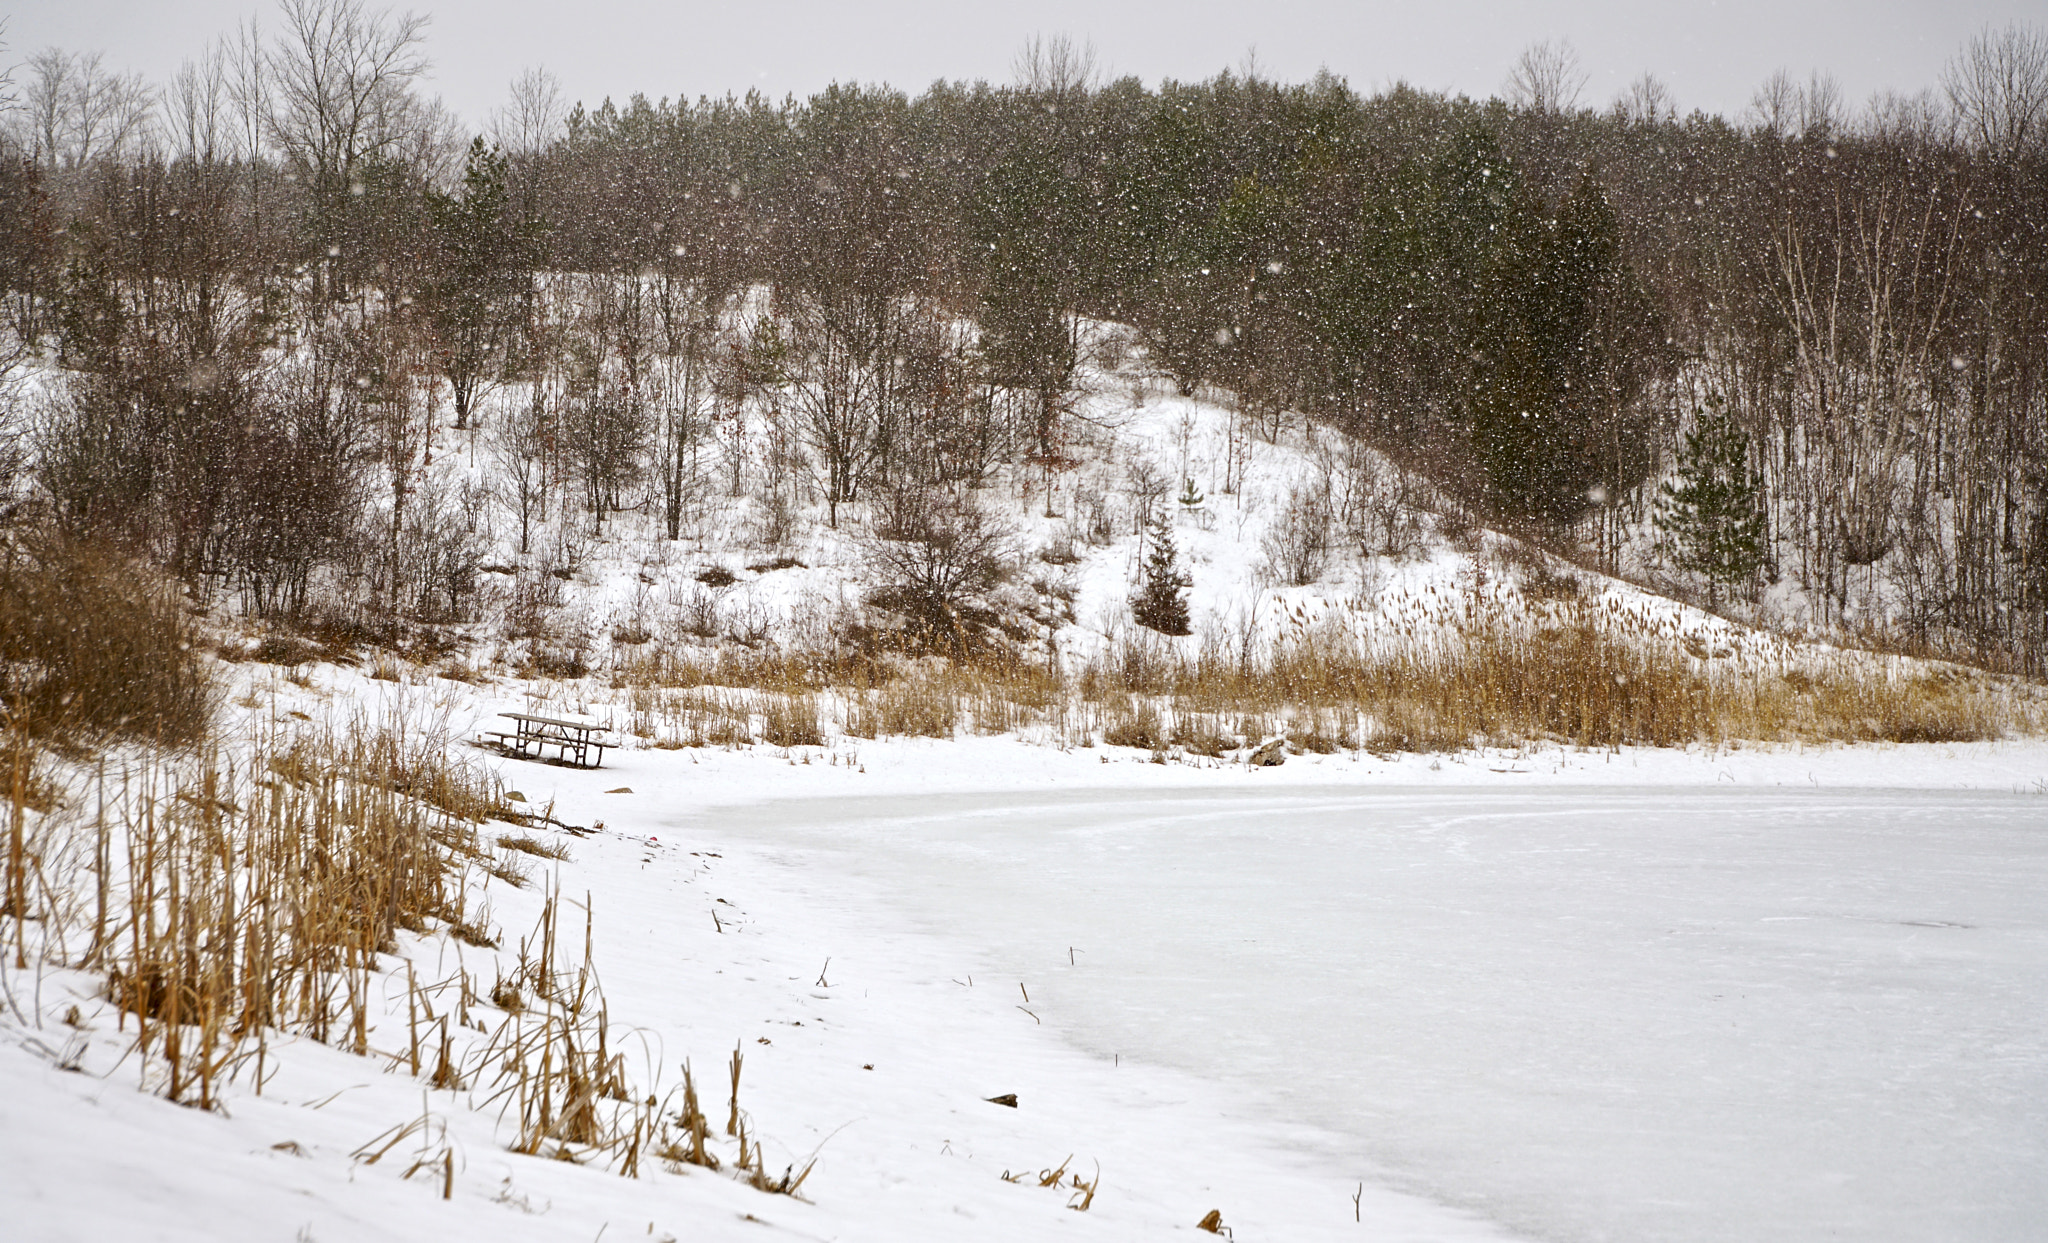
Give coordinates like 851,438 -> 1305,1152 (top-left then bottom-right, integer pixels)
162,309 -> 2021,769
3,341 -> 2045,1234
3,327 -> 2045,1234
8,17 -> 2048,1238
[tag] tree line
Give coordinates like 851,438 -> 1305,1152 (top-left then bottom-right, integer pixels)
1,8 -> 2044,670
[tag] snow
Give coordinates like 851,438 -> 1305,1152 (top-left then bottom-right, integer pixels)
6,724 -> 2045,1242
699,781 -> 2048,1243
7,306 -> 2046,1241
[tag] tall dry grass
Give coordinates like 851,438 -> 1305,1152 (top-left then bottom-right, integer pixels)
1083,610 -> 2028,752
0,533 -> 218,747
590,592 -> 2039,754
0,708 -> 822,1195
86,719 -> 512,1106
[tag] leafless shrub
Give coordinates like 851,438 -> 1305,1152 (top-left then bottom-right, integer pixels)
1342,455 -> 1421,559
672,586 -> 722,640
1260,483 -> 1335,587
398,476 -> 491,623
1038,530 -> 1082,565
1077,489 -> 1117,546
864,486 -> 1018,653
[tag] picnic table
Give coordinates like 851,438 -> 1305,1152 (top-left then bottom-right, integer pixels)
481,712 -> 614,769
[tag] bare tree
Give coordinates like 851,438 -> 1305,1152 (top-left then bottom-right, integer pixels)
778,289 -> 948,527
1750,69 -> 1798,138
0,19 -> 16,121
652,317 -> 717,542
266,0 -> 432,289
17,49 -> 154,169
227,17 -> 270,163
566,384 -> 646,536
491,391 -> 553,556
1860,89 -> 1947,148
865,485 -> 1017,649
1614,73 -> 1674,126
165,42 -> 233,166
1504,40 -> 1587,114
15,48 -> 70,164
1943,22 -> 2048,157
488,66 -> 565,156
1797,71 -> 1843,140
267,0 -> 430,177
1747,69 -> 1841,141
1012,34 -> 1098,98
1768,151 -> 1964,621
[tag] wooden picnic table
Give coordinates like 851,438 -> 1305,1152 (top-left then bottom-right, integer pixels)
481,712 -> 614,769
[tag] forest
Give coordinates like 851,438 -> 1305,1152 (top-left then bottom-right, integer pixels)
2,3 -> 2044,674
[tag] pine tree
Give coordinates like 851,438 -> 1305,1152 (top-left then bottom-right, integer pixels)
1131,510 -> 1192,636
1655,401 -> 1769,604
427,138 -> 529,429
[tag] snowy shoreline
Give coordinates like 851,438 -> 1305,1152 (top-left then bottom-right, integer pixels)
5,731 -> 2044,1242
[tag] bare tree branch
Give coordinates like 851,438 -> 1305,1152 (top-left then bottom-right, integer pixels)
1504,40 -> 1586,114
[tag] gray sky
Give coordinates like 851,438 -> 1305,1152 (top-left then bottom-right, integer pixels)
4,0 -> 2037,132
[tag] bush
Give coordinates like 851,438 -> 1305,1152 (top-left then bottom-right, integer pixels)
864,487 -> 1017,652
1260,483 -> 1335,586
0,532 -> 217,745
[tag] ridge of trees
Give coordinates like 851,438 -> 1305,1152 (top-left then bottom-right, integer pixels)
1,8 -> 2045,672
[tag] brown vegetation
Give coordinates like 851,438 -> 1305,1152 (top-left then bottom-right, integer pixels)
589,591 -> 2040,755
0,533 -> 218,746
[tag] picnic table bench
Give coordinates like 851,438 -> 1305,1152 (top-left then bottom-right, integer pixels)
481,712 -> 614,769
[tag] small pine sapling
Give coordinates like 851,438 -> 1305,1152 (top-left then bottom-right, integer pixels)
1131,511 -> 1192,636
1654,399 -> 1769,605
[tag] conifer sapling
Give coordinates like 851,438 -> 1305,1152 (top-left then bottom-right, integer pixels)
1131,510 -> 1193,635
1654,400 -> 1769,605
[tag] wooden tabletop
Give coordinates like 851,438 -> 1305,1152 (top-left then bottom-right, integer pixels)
500,712 -> 611,734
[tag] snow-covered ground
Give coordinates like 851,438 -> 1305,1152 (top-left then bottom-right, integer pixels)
6,313 -> 2045,1241
699,779 -> 2048,1243
7,725 -> 2044,1242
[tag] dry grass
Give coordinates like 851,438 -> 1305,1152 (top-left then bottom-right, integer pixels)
627,687 -> 757,749
1077,600 -> 2036,753
0,532 -> 218,747
760,695 -> 824,748
498,833 -> 572,861
1100,698 -> 1163,750
21,717 -> 512,1108
470,890 -> 815,1190
1000,1154 -> 1101,1211
843,677 -> 960,739
3,705 -> 824,1199
584,591 -> 2042,757
471,889 -> 655,1169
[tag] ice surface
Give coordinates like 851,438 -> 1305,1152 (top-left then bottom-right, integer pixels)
8,721 -> 2041,1240
697,786 -> 2048,1243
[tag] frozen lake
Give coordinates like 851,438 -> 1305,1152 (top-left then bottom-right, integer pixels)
704,785 -> 2048,1243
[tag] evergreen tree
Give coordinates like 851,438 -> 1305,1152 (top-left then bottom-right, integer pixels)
427,138 -> 530,429
1131,510 -> 1192,635
1655,401 -> 1769,604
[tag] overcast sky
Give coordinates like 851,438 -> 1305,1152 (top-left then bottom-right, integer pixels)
5,0 -> 2038,132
